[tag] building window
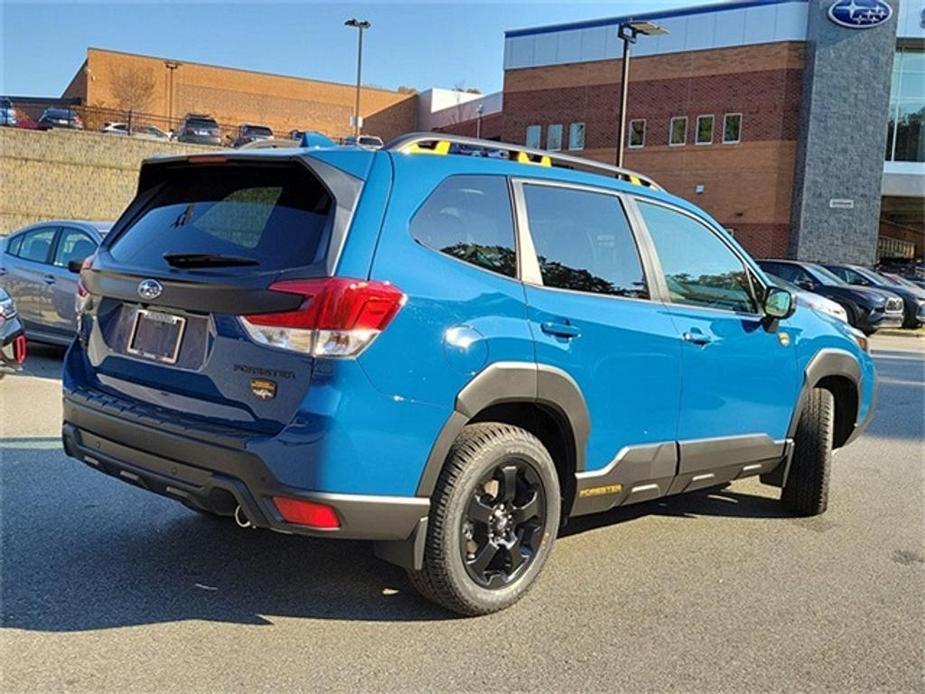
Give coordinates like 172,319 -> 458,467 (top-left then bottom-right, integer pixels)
525,125 -> 541,149
696,115 -> 714,145
886,47 -> 924,163
547,124 -> 563,151
568,122 -> 586,151
723,113 -> 742,144
669,117 -> 687,146
628,119 -> 646,148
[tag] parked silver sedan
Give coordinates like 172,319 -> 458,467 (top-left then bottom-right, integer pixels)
0,220 -> 111,345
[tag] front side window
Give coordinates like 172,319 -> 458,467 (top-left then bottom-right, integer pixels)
723,114 -> 742,144
629,119 -> 646,148
639,201 -> 756,313
53,229 -> 96,268
547,124 -> 563,151
522,184 -> 648,299
669,117 -> 688,146
525,125 -> 541,149
696,115 -> 714,145
410,175 -> 516,278
15,227 -> 57,264
568,122 -> 585,151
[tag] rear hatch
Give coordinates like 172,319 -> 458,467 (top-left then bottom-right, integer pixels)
77,152 -> 365,435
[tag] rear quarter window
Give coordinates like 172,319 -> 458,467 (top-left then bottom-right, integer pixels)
107,164 -> 333,272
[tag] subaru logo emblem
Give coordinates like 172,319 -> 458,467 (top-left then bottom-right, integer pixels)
828,0 -> 893,29
137,279 -> 163,301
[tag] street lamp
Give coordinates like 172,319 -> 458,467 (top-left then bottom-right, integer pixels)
615,20 -> 668,168
164,61 -> 180,132
345,18 -> 371,138
476,103 -> 484,139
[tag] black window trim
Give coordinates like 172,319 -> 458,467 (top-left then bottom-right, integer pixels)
628,195 -> 768,318
10,225 -> 60,265
511,177 -> 658,305
407,173 -> 523,284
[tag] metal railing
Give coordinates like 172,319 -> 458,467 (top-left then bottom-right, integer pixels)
385,132 -> 663,190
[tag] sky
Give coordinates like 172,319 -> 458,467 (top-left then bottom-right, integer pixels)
1,0 -> 714,96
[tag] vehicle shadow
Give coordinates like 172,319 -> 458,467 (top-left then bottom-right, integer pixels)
1,445 -> 791,632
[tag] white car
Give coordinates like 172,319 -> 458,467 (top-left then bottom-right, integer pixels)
100,123 -> 171,140
766,273 -> 848,323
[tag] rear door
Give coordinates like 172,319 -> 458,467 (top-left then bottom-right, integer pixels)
77,154 -> 364,435
4,226 -> 59,333
514,179 -> 682,500
632,198 -> 799,481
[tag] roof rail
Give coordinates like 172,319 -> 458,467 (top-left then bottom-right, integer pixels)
384,132 -> 662,191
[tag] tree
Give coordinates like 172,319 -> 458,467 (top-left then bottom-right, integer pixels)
109,65 -> 156,114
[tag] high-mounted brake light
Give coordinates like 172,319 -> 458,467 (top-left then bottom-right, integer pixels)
241,277 -> 405,357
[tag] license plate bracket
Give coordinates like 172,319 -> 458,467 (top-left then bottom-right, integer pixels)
127,309 -> 186,364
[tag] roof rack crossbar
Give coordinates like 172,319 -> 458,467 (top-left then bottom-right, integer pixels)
384,132 -> 662,191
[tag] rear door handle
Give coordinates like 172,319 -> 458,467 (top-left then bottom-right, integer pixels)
682,331 -> 712,346
43,274 -> 56,285
541,321 -> 581,339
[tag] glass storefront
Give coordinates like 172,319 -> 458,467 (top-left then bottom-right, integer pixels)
886,47 -> 925,163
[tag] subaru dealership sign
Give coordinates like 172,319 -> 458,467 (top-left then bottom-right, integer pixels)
828,0 -> 894,29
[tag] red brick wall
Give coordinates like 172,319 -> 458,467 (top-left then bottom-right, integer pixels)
435,112 -> 503,139
501,42 -> 806,259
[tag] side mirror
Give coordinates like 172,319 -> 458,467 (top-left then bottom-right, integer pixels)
67,258 -> 86,274
764,286 -> 795,319
796,278 -> 815,291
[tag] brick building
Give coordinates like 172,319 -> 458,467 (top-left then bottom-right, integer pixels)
440,0 -> 922,264
61,47 -> 417,141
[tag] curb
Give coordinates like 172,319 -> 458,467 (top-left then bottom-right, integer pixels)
875,329 -> 925,339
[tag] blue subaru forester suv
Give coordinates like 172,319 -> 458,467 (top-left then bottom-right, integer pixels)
63,134 -> 876,615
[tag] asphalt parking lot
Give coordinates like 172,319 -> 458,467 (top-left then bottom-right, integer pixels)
1,339 -> 923,693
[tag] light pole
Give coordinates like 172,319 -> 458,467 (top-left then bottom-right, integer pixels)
345,18 -> 370,138
615,20 -> 667,168
476,104 -> 484,139
164,61 -> 180,132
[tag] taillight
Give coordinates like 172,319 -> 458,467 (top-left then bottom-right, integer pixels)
272,497 -> 340,529
241,277 -> 405,357
75,254 -> 95,300
12,335 -> 27,365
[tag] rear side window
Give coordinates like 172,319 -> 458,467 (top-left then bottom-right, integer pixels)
15,227 -> 57,263
53,229 -> 96,268
410,175 -> 517,278
108,164 -> 333,271
522,184 -> 648,299
639,201 -> 757,313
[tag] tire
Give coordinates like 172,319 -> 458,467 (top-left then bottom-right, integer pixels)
781,388 -> 834,516
407,422 -> 561,616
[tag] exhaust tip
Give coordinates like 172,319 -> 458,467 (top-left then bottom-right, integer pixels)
234,505 -> 253,529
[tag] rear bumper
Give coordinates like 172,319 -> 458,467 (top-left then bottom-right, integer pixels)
62,392 -> 428,541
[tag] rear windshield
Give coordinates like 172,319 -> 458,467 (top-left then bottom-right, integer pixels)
245,126 -> 273,136
108,164 -> 333,271
186,118 -> 217,128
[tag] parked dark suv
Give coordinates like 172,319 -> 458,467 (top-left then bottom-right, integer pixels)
758,259 -> 904,334
63,134 -> 877,615
177,114 -> 222,145
36,108 -> 83,130
823,263 -> 925,329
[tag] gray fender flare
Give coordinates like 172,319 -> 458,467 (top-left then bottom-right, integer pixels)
414,361 -> 590,498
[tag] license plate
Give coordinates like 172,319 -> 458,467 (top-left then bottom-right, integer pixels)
127,309 -> 186,364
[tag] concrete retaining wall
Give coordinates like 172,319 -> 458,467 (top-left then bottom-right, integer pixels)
0,127 -> 212,234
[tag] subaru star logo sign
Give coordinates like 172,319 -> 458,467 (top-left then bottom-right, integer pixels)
137,279 -> 163,301
828,0 -> 893,29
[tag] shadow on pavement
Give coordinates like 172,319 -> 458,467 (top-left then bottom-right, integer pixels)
1,442 -> 792,632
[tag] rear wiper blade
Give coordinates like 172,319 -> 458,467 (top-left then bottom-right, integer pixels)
163,253 -> 259,268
